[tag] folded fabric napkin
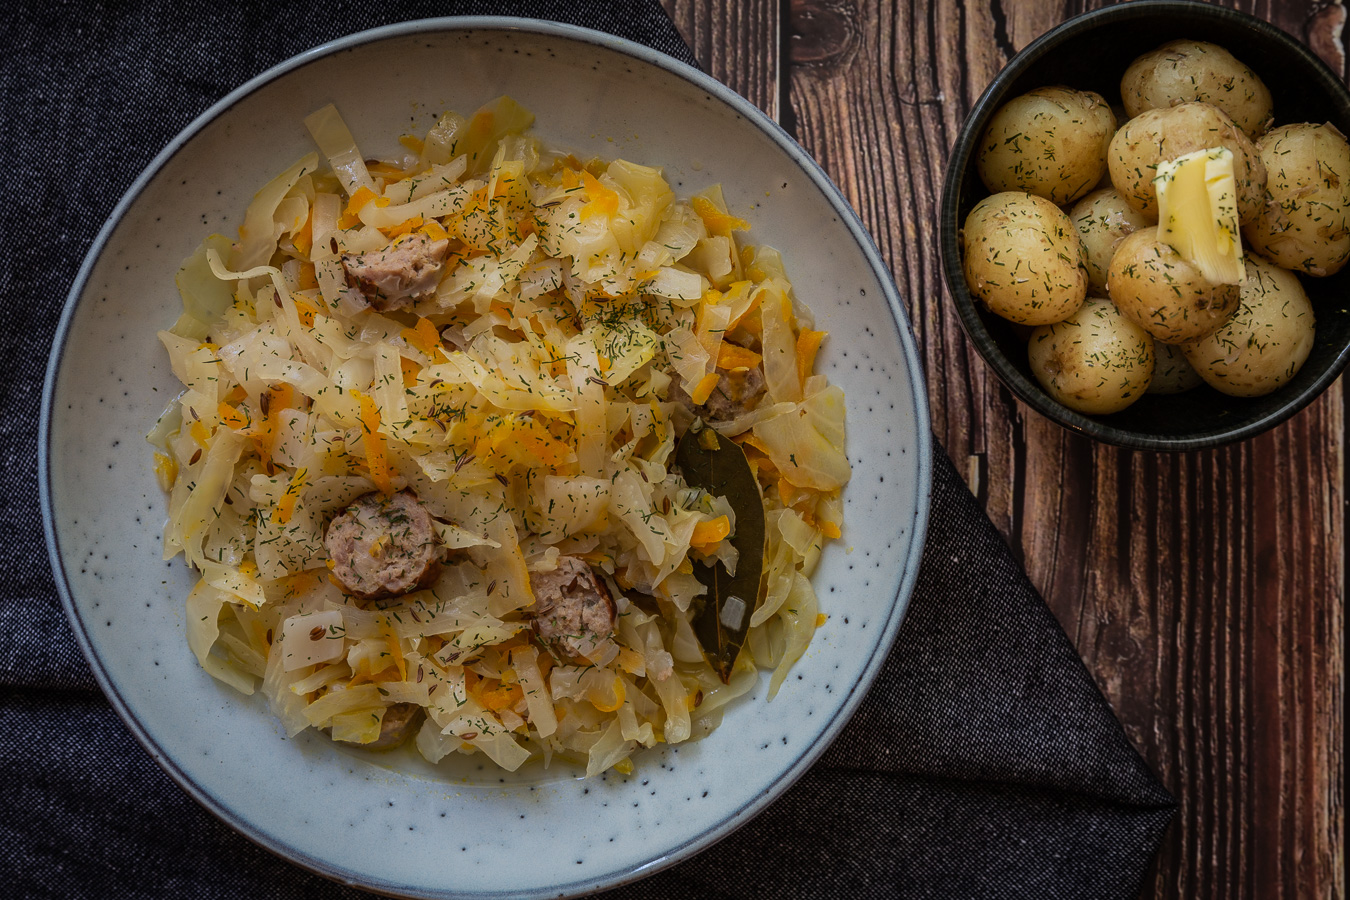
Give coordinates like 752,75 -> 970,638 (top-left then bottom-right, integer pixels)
0,1 -> 1175,897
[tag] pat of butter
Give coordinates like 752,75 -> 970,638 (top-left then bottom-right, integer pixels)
1154,147 -> 1246,285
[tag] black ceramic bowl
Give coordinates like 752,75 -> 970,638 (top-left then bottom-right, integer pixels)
940,0 -> 1350,450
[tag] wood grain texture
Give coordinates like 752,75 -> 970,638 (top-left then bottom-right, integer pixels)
661,0 -> 1345,897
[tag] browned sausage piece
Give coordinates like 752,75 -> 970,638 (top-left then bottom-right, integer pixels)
671,361 -> 767,422
325,490 -> 442,602
528,556 -> 617,661
341,232 -> 450,311
334,702 -> 425,750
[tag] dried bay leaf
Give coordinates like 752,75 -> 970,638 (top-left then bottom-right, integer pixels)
674,422 -> 766,682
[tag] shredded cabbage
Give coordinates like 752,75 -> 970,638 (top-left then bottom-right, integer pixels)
152,96 -> 850,778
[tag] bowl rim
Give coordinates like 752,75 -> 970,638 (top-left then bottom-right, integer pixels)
38,15 -> 934,898
939,0 -> 1350,451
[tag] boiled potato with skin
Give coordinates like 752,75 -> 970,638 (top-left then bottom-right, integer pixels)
1108,102 -> 1267,223
1028,297 -> 1155,414
977,87 -> 1116,205
1121,40 -> 1273,139
1243,123 -> 1350,276
962,191 -> 1088,326
1146,342 -> 1205,394
1107,226 -> 1240,342
1182,255 -> 1315,396
1070,187 -> 1154,294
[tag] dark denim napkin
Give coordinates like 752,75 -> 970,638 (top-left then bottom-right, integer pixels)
0,1 -> 1175,897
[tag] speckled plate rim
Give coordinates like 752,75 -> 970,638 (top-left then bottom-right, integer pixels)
40,16 -> 932,898
938,0 -> 1350,451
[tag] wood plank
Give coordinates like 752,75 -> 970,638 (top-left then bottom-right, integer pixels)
660,0 -> 781,120
664,0 -> 1344,898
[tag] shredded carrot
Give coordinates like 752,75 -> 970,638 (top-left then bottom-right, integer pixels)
382,215 -> 424,239
690,372 -> 721,405
292,209 -> 313,257
400,357 -> 422,387
480,682 -> 524,712
400,317 -> 444,357
224,385 -> 248,404
692,195 -> 750,237
297,262 -> 320,292
737,432 -> 773,457
815,613 -> 828,627
796,329 -> 827,386
216,402 -> 249,430
251,383 -> 296,474
398,134 -> 425,154
293,297 -> 319,328
189,420 -> 212,447
690,515 -> 731,553
717,342 -> 762,371
352,389 -> 392,494
337,186 -> 387,228
581,170 -> 620,220
275,466 -> 308,525
347,660 -> 399,688
591,676 -> 626,713
418,219 -> 450,242
818,519 -> 842,540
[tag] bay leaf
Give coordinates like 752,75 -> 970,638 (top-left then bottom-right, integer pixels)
674,421 -> 766,682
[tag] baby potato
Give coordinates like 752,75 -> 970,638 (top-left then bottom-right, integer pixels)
1147,342 -> 1205,394
1243,122 -> 1350,276
1108,102 -> 1267,223
1121,40 -> 1273,139
977,86 -> 1116,205
1070,187 -> 1154,294
962,191 -> 1088,325
1107,226 -> 1241,343
1182,254 -> 1315,396
1028,297 -> 1155,414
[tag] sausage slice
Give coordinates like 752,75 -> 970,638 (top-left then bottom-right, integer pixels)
528,556 -> 617,661
342,232 -> 450,311
325,490 -> 442,602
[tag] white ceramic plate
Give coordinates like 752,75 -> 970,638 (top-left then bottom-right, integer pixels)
41,18 -> 931,899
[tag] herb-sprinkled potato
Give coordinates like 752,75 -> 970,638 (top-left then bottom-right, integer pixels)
1121,40 -> 1273,139
1107,226 -> 1241,343
1243,123 -> 1350,276
1028,297 -> 1155,414
1181,255 -> 1315,396
1108,102 -> 1267,223
1147,342 -> 1205,394
962,191 -> 1088,326
977,87 -> 1116,205
1070,188 -> 1154,294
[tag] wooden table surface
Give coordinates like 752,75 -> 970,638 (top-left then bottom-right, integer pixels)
660,0 -> 1345,896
